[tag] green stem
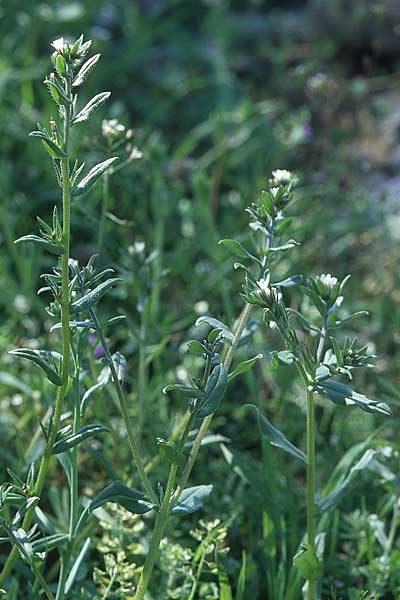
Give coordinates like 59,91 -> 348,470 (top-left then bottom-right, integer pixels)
137,320 -> 146,442
98,172 -> 109,251
134,302 -> 253,600
0,77 -> 72,590
135,466 -> 178,600
89,308 -> 158,506
306,388 -> 316,600
55,347 -> 81,600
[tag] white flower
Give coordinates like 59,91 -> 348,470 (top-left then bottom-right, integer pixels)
271,169 -> 292,184
128,146 -> 143,161
257,274 -> 271,295
101,118 -> 125,138
317,273 -> 338,290
194,300 -> 209,315
51,38 -> 66,52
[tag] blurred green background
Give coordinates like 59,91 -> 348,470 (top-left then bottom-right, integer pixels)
2,1 -> 400,598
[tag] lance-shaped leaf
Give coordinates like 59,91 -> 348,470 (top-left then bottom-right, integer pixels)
32,533 -> 69,553
70,278 -> 121,314
29,130 -> 68,159
218,239 -> 261,264
196,363 -> 228,418
72,92 -> 111,125
170,485 -> 213,516
89,480 -> 154,514
244,404 -> 307,464
72,157 -> 118,198
65,537 -> 91,595
9,349 -> 63,386
195,316 -> 234,342
73,53 -> 101,87
264,239 -> 300,256
316,448 -> 376,513
163,383 -> 204,399
228,354 -> 263,382
14,234 -> 64,256
273,275 -> 303,288
315,380 -> 392,416
52,424 -> 109,454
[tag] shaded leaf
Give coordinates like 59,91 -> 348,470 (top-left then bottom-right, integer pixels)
170,485 -> 213,516
72,91 -> 111,124
228,354 -> 263,382
9,349 -> 63,386
196,363 -> 228,418
195,316 -> 234,342
53,424 -> 109,454
293,543 -> 322,581
245,404 -> 307,464
90,480 -> 154,514
219,239 -> 260,264
316,380 -> 392,416
14,235 -> 64,256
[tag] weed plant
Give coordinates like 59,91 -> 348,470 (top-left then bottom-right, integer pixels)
0,34 -> 395,600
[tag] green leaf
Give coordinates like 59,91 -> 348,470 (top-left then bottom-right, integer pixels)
156,438 -> 185,466
163,384 -> 204,399
216,550 -> 233,600
273,350 -> 297,366
316,380 -> 392,416
228,354 -> 263,382
195,316 -> 234,342
317,449 -> 376,513
293,543 -> 322,581
170,484 -> 213,515
72,92 -> 111,125
244,404 -> 307,464
273,275 -> 302,288
264,239 -> 300,256
9,348 -> 63,386
31,533 -> 69,553
219,239 -> 260,264
90,480 -> 154,514
235,551 -> 247,600
187,340 -> 206,354
29,131 -> 68,159
70,278 -> 121,314
52,424 -> 109,454
196,363 -> 228,418
72,53 -> 101,87
14,234 -> 64,256
72,157 -> 118,197
65,537 -> 91,595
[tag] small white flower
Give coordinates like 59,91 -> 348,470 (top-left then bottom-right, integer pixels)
128,146 -> 143,161
318,273 -> 338,290
101,118 -> 125,138
257,274 -> 271,295
271,169 -> 292,184
194,300 -> 209,315
51,38 -> 66,52
270,187 -> 280,197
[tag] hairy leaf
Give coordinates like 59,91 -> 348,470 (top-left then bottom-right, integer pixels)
170,485 -> 213,516
9,349 -> 63,386
315,380 -> 392,416
53,424 -> 109,454
72,156 -> 118,197
70,278 -> 121,314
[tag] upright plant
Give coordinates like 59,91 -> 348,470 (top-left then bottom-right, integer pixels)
237,171 -> 392,598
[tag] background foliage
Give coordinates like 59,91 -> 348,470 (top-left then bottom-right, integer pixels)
1,1 -> 400,598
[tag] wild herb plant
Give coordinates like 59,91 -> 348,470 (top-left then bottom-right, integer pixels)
232,171 -> 393,598
0,35 -> 153,599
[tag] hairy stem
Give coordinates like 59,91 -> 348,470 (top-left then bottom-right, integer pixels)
0,78 -> 72,589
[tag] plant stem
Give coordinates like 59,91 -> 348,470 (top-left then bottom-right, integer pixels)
98,172 -> 109,251
55,346 -> 81,600
306,388 -> 316,600
0,77 -> 72,590
135,465 -> 178,600
174,302 -> 253,499
134,302 -> 253,599
89,308 -> 158,506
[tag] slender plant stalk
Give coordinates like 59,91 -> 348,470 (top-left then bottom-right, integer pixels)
306,388 -> 316,600
134,301 -> 253,600
0,76 -> 72,590
98,172 -> 109,251
88,308 -> 158,506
